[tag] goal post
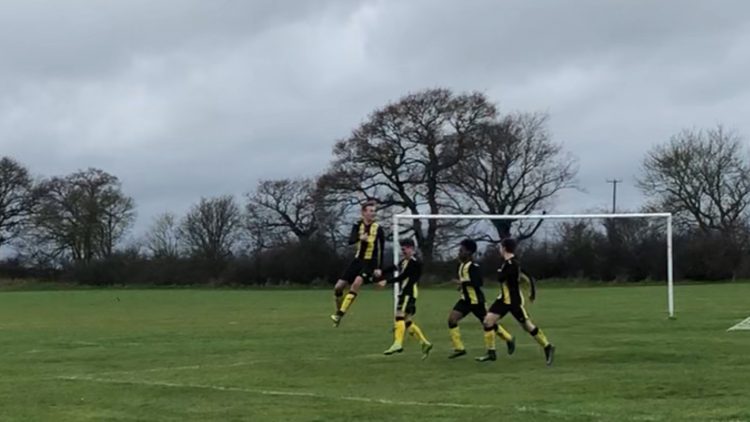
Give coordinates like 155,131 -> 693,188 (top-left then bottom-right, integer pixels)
391,212 -> 675,318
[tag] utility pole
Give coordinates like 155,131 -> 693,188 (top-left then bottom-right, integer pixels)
606,179 -> 622,213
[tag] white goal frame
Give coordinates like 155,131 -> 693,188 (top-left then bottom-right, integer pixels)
391,213 -> 675,318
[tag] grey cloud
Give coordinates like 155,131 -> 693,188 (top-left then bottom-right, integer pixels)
0,1 -> 363,79
1,0 -> 750,237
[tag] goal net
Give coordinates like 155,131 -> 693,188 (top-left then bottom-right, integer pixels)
391,212 -> 675,318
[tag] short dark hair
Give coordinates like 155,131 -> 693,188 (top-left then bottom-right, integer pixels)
460,238 -> 477,254
399,239 -> 415,248
361,200 -> 377,211
500,237 -> 517,253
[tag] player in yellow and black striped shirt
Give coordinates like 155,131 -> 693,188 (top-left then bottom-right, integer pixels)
447,239 -> 515,359
331,201 -> 386,327
478,238 -> 555,365
378,239 -> 433,359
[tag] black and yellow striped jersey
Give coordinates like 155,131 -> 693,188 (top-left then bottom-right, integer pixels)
347,220 -> 386,268
383,256 -> 422,298
497,257 -> 536,305
458,260 -> 485,305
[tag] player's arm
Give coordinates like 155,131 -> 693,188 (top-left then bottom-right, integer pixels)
383,260 -> 420,285
347,223 -> 360,245
380,263 -> 398,274
497,262 -> 511,283
522,270 -> 537,302
378,260 -> 422,288
468,263 -> 483,287
375,226 -> 385,270
376,261 -> 401,281
505,262 -> 523,304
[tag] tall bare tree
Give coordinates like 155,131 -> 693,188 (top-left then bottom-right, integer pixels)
321,88 -> 496,261
0,157 -> 35,249
145,212 -> 181,258
244,204 -> 274,257
180,195 -> 242,262
638,125 -> 750,235
448,113 -> 578,241
246,177 -> 352,248
32,168 -> 136,263
246,178 -> 320,241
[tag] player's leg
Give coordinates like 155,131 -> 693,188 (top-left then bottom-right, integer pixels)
384,308 -> 406,355
333,279 -> 348,311
384,295 -> 409,355
447,302 -> 468,358
476,311 -> 500,362
514,306 -> 555,366
486,301 -> 515,355
406,315 -> 430,345
331,262 -> 364,326
330,277 -> 351,326
337,275 -> 363,316
331,261 -> 359,325
404,302 -> 432,359
470,304 -> 487,324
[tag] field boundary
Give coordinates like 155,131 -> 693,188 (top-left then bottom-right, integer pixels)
4,279 -> 750,293
727,316 -> 750,331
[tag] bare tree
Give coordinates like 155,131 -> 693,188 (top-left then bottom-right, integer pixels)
246,178 -> 319,241
180,195 -> 242,262
98,185 -> 137,258
0,157 -> 35,249
448,113 -> 578,241
145,212 -> 181,258
314,186 -> 355,254
638,126 -> 750,235
244,204 -> 274,255
245,178 -> 354,259
31,168 -> 136,263
321,88 -> 496,261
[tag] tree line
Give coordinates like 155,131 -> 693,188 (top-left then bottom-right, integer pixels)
2,89 -> 749,285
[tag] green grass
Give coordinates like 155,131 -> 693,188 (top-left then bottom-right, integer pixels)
1,285 -> 749,422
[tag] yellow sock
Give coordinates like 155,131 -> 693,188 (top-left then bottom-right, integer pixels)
334,293 -> 343,311
408,323 -> 429,345
339,292 -> 357,314
394,320 -> 406,347
484,329 -> 496,351
495,323 -> 513,342
532,328 -> 550,348
449,327 -> 464,351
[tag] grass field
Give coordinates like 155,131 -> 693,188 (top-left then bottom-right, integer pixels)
1,284 -> 749,421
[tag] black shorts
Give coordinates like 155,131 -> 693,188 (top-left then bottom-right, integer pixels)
397,294 -> 417,315
488,300 -> 529,323
452,299 -> 487,322
340,259 -> 374,283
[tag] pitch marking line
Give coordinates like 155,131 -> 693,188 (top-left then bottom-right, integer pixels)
89,361 -> 256,377
727,316 -> 750,331
57,375 -> 496,410
76,354 -> 388,377
57,375 -> 613,419
57,375 -> 616,419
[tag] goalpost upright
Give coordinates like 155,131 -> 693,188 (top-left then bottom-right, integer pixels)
392,212 -> 675,318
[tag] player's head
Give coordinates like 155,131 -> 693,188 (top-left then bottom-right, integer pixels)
458,238 -> 477,261
500,237 -> 517,256
400,238 -> 415,257
361,200 -> 377,222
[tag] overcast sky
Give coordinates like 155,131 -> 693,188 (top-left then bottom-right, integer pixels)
2,0 -> 750,239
